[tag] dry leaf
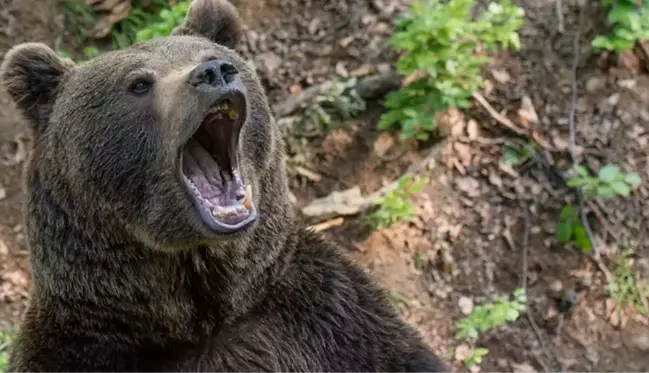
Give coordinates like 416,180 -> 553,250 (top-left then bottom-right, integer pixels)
467,119 -> 481,140
517,95 -> 539,128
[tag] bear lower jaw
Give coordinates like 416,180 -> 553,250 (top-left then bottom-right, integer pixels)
180,138 -> 257,234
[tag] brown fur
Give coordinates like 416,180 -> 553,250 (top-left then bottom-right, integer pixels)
0,0 -> 447,371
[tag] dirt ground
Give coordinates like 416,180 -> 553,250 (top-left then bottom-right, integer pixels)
1,0 -> 649,371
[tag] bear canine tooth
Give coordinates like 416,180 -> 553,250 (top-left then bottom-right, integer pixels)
242,185 -> 252,210
227,108 -> 239,121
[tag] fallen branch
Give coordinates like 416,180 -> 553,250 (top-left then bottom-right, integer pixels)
272,71 -> 402,118
300,140 -> 447,221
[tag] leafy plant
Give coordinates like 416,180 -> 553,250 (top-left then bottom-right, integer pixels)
366,176 -> 428,229
0,329 -> 14,373
605,249 -> 649,315
135,1 -> 191,42
379,0 -> 524,141
455,288 -> 526,340
464,347 -> 489,369
593,0 -> 649,52
555,204 -> 593,253
567,164 -> 641,199
301,79 -> 366,133
502,141 -> 538,167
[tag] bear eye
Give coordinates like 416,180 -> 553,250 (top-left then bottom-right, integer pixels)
129,78 -> 153,95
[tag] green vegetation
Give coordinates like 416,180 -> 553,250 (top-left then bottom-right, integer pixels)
502,141 -> 538,167
567,164 -> 641,199
557,165 -> 641,252
455,288 -> 526,340
606,249 -> 649,315
464,347 -> 489,369
593,0 -> 649,52
302,79 -> 366,133
379,0 -> 524,141
556,204 -> 592,253
454,289 -> 526,368
61,0 -> 190,58
366,176 -> 428,229
0,329 -> 14,372
135,1 -> 191,42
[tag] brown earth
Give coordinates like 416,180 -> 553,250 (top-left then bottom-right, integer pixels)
1,0 -> 649,371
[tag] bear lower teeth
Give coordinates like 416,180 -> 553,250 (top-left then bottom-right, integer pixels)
211,184 -> 252,218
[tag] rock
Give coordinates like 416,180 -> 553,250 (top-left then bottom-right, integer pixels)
0,185 -> 5,201
511,362 -> 536,372
624,328 -> 649,351
458,296 -> 474,315
558,289 -> 578,313
257,52 -> 282,75
548,279 -> 563,293
373,133 -> 395,157
467,119 -> 481,140
0,240 -> 8,256
454,344 -> 472,362
491,69 -> 511,84
585,76 -> 607,93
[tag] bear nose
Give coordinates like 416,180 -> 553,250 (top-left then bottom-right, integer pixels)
188,60 -> 238,87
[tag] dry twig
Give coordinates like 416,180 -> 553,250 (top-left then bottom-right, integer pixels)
308,218 -> 345,232
471,92 -> 527,135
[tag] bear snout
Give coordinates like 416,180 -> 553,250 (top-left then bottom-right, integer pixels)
189,59 -> 239,88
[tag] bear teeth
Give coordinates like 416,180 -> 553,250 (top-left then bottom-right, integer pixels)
208,101 -> 238,120
242,184 -> 252,209
210,184 -> 253,218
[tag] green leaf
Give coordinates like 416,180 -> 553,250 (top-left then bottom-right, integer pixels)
624,172 -> 642,186
574,164 -> 590,177
611,180 -> 631,196
503,146 -> 521,166
556,220 -> 573,243
560,204 -> 576,220
597,184 -> 617,198
573,224 -> 592,253
598,165 -> 620,183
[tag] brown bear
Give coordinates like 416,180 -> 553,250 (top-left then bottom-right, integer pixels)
0,0 -> 447,371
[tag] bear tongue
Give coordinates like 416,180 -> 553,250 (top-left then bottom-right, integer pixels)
182,138 -> 244,205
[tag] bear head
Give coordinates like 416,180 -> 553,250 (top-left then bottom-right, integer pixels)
0,0 -> 290,252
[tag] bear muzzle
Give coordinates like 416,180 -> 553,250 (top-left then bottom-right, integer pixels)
179,86 -> 257,235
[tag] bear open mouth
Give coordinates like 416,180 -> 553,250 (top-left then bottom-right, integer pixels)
180,91 -> 257,233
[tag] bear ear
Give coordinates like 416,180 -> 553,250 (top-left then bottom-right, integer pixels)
1,42 -> 74,133
171,0 -> 243,49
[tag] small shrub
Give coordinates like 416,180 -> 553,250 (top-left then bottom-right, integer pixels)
135,1 -> 191,42
455,288 -> 526,340
555,204 -> 593,253
301,79 -> 366,133
464,347 -> 489,369
593,0 -> 649,52
567,164 -> 642,199
606,249 -> 649,315
0,329 -> 14,372
379,0 -> 524,141
502,141 -> 538,167
366,175 -> 428,229
557,165 -> 641,253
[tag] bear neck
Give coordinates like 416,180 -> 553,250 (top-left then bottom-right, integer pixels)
24,160 -> 296,341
